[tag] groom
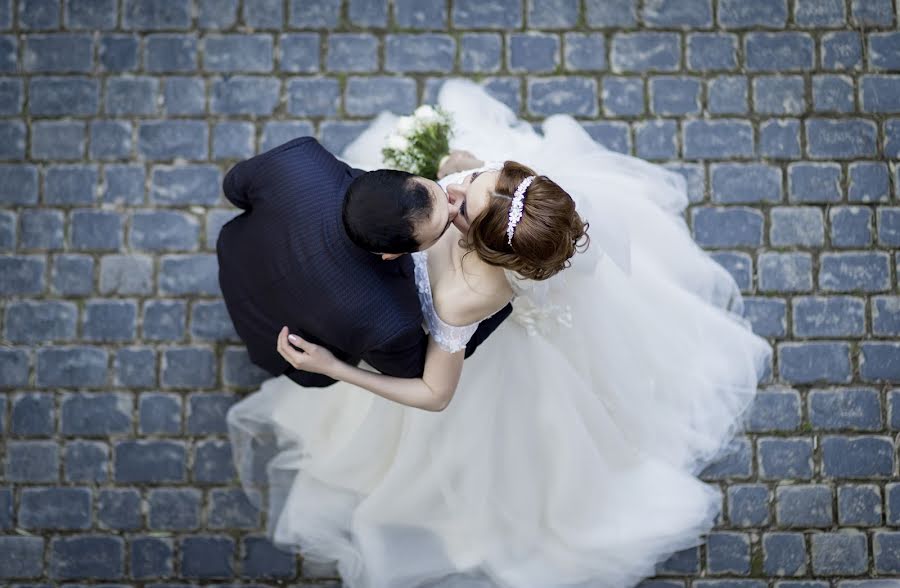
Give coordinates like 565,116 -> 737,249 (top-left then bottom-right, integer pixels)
217,136 -> 511,387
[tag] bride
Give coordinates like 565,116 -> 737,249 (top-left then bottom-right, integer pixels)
226,80 -> 772,588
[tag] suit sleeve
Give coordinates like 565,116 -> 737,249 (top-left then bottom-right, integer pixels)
361,325 -> 429,378
222,137 -> 319,210
285,367 -> 339,388
464,302 -> 512,358
284,326 -> 427,388
222,157 -> 259,210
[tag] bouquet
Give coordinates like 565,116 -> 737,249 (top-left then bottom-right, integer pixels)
381,105 -> 453,180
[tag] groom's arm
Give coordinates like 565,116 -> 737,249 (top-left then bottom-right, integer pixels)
222,136 -> 319,210
362,303 -> 512,373
284,327 -> 427,387
361,326 -> 428,378
464,302 -> 512,358
357,303 -> 509,378
222,157 -> 259,210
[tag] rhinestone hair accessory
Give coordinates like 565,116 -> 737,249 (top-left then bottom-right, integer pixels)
506,175 -> 535,245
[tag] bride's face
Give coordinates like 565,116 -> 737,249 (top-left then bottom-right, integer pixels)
412,178 -> 462,250
446,170 -> 500,234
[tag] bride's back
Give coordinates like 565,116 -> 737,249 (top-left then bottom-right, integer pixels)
426,160 -> 589,327
427,227 -> 513,328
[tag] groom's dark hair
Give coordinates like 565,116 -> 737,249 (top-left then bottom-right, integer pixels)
342,170 -> 433,254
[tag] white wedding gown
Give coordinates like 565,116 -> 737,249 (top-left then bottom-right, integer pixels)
226,80 -> 772,588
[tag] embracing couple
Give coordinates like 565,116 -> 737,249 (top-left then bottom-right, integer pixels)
221,81 -> 772,588
217,139 -> 583,408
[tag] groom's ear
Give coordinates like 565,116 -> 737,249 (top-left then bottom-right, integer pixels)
381,253 -> 404,261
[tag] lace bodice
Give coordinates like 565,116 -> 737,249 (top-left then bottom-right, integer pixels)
412,251 -> 479,354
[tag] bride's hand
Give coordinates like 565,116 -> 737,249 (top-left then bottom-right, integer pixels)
277,326 -> 338,375
437,150 -> 483,179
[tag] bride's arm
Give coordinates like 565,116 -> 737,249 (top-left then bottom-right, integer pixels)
276,327 -> 463,412
437,150 -> 483,179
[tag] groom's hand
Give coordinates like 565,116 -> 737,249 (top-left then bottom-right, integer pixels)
437,150 -> 482,179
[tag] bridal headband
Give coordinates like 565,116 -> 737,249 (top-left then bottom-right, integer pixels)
506,175 -> 535,245
503,171 -> 633,277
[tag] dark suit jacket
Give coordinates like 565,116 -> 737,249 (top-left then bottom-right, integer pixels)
216,137 -> 512,387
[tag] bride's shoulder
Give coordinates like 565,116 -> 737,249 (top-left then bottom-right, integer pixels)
435,257 -> 512,327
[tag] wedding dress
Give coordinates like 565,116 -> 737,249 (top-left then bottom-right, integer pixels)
226,80 -> 772,588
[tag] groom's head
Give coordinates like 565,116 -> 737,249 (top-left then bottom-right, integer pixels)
342,170 -> 461,260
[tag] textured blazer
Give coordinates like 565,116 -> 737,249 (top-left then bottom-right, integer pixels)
216,137 -> 512,387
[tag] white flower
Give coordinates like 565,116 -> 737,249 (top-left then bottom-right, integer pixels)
387,134 -> 409,150
414,105 -> 438,123
396,116 -> 416,134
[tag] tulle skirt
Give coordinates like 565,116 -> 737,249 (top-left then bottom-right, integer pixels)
227,80 -> 772,588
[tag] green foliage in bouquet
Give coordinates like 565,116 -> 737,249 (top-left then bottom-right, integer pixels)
381,106 -> 453,180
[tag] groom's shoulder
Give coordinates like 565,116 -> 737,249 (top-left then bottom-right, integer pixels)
262,136 -> 350,173
265,135 -> 348,160
262,135 -> 321,158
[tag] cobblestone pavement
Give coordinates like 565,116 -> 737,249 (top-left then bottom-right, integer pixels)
0,0 -> 899,585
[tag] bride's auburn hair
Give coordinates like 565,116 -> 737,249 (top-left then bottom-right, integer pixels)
466,161 -> 589,281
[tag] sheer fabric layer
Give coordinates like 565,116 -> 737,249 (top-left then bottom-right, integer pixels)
411,250 -> 478,354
